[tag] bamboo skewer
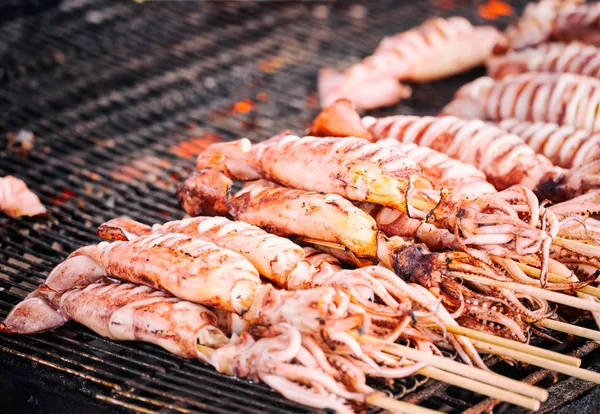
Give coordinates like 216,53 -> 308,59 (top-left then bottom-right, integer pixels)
452,273 -> 600,312
381,353 -> 543,410
413,366 -> 540,411
536,319 -> 600,341
296,237 -> 348,250
352,333 -> 549,402
366,394 -> 444,414
471,340 -> 600,384
195,344 -> 444,414
444,324 -> 581,367
512,261 -> 600,298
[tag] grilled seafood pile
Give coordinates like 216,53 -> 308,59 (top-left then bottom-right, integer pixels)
1,219 -> 490,411
6,4 -> 600,413
0,279 -> 378,413
311,99 -> 600,292
182,134 -> 554,270
175,128 -> 600,337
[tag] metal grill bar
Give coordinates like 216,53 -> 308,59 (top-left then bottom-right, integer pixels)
1,1 -> 599,413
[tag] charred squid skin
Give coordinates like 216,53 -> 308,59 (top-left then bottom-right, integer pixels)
389,243 -> 534,341
389,243 -> 436,285
97,217 -> 153,242
177,168 -> 233,217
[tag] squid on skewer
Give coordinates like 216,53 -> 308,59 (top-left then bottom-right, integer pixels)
507,0 -> 600,50
0,176 -> 46,217
0,280 -> 371,413
486,42 -> 600,79
311,100 -> 497,197
308,101 -> 600,280
97,215 -> 406,317
176,175 -> 542,346
319,16 -> 507,110
1,281 -> 229,355
97,214 -> 486,363
183,133 -> 552,274
495,119 -> 600,169
315,100 -> 600,203
442,73 -> 600,134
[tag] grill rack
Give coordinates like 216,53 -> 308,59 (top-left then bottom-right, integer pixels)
0,1 -> 599,412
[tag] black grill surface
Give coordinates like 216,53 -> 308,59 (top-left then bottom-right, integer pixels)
0,1 -> 599,413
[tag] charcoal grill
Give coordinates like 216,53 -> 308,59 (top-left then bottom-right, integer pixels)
0,1 -> 599,413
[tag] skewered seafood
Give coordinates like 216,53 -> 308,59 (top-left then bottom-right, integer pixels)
495,119 -> 600,169
97,215 -> 407,317
314,100 -> 599,201
95,213 -> 492,366
0,176 -> 46,217
68,233 -> 259,313
99,216 -> 306,287
313,102 -> 600,273
311,100 -> 497,196
486,42 -> 600,79
205,324 -> 367,414
231,181 -> 379,261
507,0 -> 600,49
174,170 -> 547,343
319,17 -> 507,110
0,280 -> 370,413
441,73 -> 600,134
182,134 -> 552,268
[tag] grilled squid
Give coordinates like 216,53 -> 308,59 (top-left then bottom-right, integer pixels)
0,176 -> 46,217
507,0 -> 600,50
1,281 -> 370,413
315,100 -> 599,203
496,119 -> 600,169
310,100 -> 497,197
486,42 -> 600,79
98,215 -> 306,287
319,16 -> 507,110
442,73 -> 600,133
175,167 -> 547,346
97,215 -> 410,317
1,282 -> 229,357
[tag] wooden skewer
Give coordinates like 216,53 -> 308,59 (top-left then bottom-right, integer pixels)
472,340 -> 600,384
196,344 -> 216,357
412,366 -> 540,411
536,319 -> 600,341
296,237 -> 346,250
553,237 -> 600,257
366,394 -> 443,414
352,333 -> 548,402
197,345 -> 445,414
380,353 -> 542,410
444,324 -> 581,367
373,347 -> 543,410
451,273 -> 600,313
513,261 -> 600,298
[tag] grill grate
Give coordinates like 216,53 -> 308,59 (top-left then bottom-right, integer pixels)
0,1 -> 599,413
